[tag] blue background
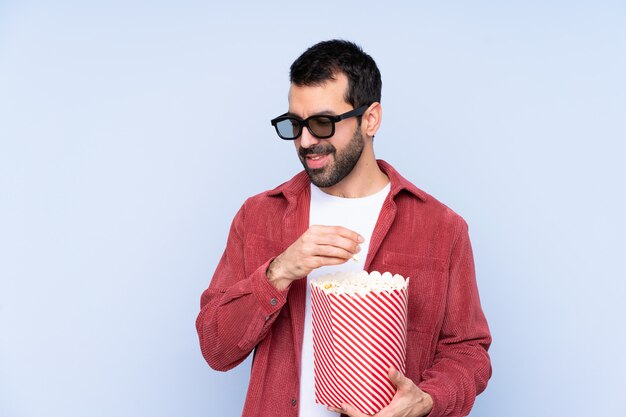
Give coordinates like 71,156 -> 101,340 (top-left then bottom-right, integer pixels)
1,1 -> 625,416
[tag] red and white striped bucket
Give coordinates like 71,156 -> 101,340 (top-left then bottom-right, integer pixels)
310,274 -> 409,415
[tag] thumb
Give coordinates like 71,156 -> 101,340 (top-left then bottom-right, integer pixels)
388,366 -> 410,389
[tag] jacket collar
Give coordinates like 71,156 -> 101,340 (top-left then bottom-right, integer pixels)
266,159 -> 427,202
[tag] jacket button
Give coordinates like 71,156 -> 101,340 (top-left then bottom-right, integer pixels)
270,298 -> 278,306
291,398 -> 297,407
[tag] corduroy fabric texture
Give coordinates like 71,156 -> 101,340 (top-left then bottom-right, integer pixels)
196,160 -> 491,417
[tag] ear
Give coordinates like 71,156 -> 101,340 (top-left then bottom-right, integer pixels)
362,102 -> 382,138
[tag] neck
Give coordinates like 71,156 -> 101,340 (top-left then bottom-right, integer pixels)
319,148 -> 388,198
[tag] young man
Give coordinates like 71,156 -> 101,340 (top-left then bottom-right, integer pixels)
196,40 -> 491,417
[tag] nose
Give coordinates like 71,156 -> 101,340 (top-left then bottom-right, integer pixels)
298,126 -> 320,149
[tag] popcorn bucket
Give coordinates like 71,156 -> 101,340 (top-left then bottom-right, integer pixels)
310,271 -> 409,415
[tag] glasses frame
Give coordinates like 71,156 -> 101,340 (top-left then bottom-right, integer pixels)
270,105 -> 368,140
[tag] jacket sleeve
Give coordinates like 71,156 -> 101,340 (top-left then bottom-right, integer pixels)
418,219 -> 492,417
195,203 -> 289,371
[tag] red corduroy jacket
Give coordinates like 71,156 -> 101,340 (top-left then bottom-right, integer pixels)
196,160 -> 491,417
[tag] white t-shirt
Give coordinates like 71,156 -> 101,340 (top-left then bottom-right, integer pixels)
299,182 -> 390,416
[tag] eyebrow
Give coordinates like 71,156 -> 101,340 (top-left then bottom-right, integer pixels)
286,109 -> 338,118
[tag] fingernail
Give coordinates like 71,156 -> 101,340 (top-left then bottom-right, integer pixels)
358,235 -> 364,243
356,245 -> 361,252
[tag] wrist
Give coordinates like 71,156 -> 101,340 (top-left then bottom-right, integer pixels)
266,256 -> 291,290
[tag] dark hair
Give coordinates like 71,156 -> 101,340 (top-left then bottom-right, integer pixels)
289,39 -> 382,109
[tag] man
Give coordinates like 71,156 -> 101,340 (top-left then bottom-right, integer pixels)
196,40 -> 491,417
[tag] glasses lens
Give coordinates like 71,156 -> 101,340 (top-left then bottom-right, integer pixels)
308,116 -> 334,138
276,118 -> 300,139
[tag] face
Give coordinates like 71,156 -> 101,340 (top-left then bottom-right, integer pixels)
288,74 -> 365,188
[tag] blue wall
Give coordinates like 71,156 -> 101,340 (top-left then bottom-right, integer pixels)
1,1 -> 625,416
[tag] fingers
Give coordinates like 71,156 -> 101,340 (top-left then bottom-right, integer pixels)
297,226 -> 363,262
331,403 -> 369,417
307,225 -> 363,258
313,255 -> 357,267
308,244 -> 359,262
314,234 -> 362,256
332,225 -> 365,244
310,225 -> 364,245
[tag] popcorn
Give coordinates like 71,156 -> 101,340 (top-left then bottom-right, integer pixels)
310,270 -> 408,295
310,270 -> 409,415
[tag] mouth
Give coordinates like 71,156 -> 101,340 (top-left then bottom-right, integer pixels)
303,153 -> 330,170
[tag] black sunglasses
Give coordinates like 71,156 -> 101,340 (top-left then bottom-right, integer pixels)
270,105 -> 368,140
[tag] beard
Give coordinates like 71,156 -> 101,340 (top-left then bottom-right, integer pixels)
298,125 -> 365,188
